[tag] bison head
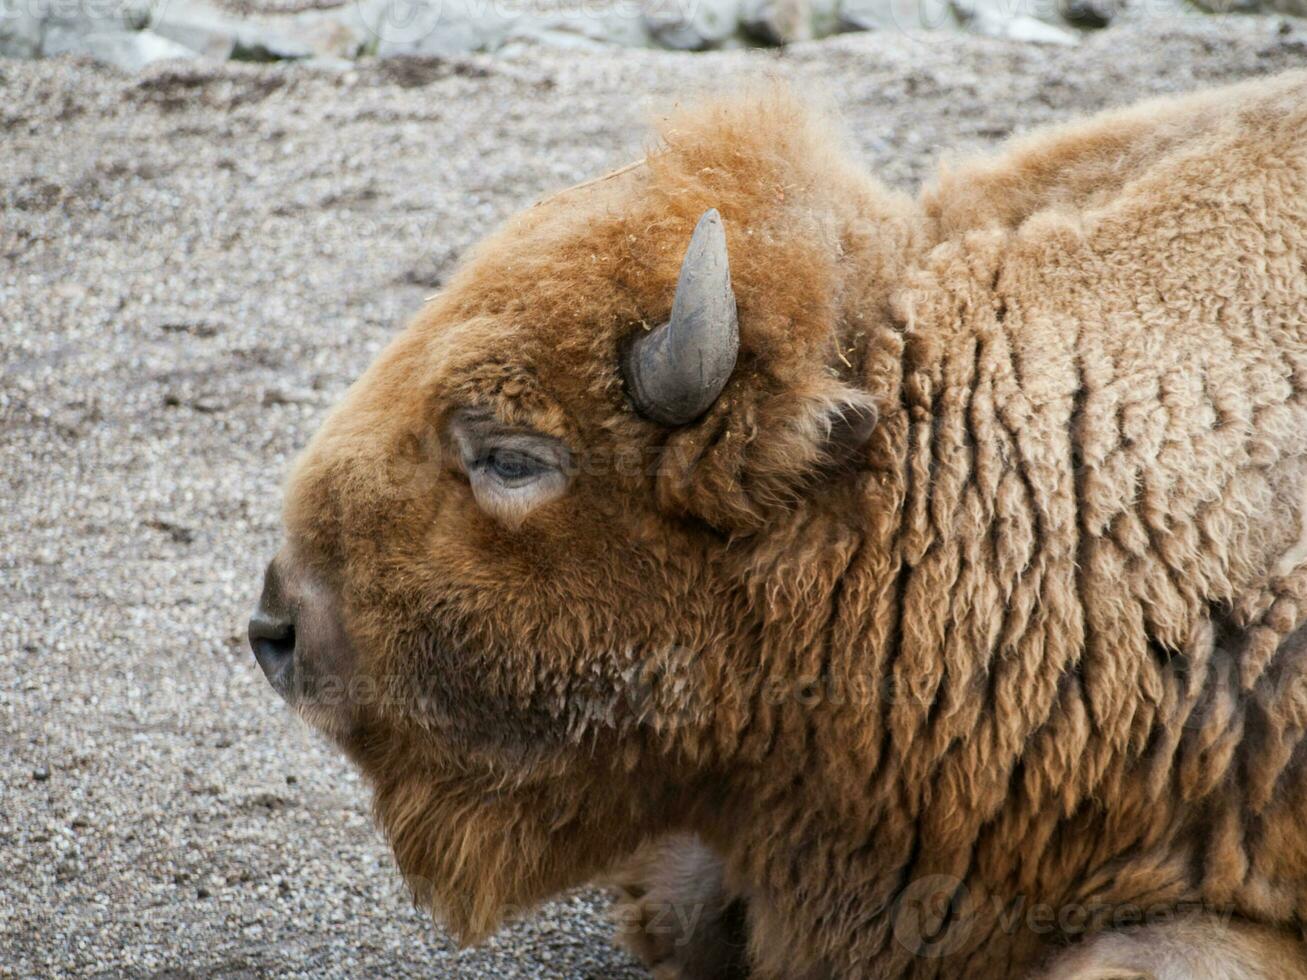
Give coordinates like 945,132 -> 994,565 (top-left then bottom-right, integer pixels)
248,88 -> 914,943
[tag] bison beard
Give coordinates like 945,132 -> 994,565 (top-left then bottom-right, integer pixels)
259,71 -> 1307,977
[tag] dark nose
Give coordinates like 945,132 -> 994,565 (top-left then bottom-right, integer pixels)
249,562 -> 296,698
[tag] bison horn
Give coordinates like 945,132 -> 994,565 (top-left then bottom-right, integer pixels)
624,209 -> 739,427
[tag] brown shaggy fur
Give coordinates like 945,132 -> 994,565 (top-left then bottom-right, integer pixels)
277,72 -> 1307,977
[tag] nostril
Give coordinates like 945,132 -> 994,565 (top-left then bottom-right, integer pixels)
249,615 -> 296,689
251,618 -> 294,655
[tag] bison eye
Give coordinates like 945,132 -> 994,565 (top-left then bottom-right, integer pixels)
478,448 -> 548,486
448,408 -> 572,526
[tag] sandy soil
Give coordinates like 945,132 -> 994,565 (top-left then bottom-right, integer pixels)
3,19 -> 1306,977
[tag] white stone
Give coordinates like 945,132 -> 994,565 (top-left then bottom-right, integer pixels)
41,26 -> 200,67
837,0 -> 958,32
983,9 -> 1077,40
949,0 -> 1050,23
148,0 -> 240,56
952,0 -> 1078,41
500,0 -> 653,50
11,0 -> 148,58
348,0 -> 515,57
642,0 -> 740,49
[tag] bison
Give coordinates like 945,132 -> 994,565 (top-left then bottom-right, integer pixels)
249,71 -> 1307,977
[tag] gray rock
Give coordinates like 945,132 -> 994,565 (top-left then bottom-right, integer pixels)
150,0 -> 319,60
837,0 -> 957,32
740,0 -> 811,43
286,8 -> 367,58
349,0 -> 514,57
997,12 -> 1077,40
227,32 -> 311,59
643,0 -> 740,49
951,0 -> 1078,42
6,0 -> 151,58
949,0 -> 1056,24
347,0 -> 657,57
806,0 -> 839,31
0,1 -> 44,57
500,4 -> 653,50
148,0 -> 241,56
4,0 -> 206,64
497,27 -> 617,53
1058,0 -> 1115,27
40,25 -> 200,66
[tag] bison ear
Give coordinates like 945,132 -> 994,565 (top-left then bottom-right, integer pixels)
655,378 -> 878,532
816,391 -> 878,472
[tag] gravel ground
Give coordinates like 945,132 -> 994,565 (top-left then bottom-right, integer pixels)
4,19 -> 1307,978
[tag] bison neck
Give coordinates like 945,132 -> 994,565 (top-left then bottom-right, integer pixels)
704,228 -> 1307,978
